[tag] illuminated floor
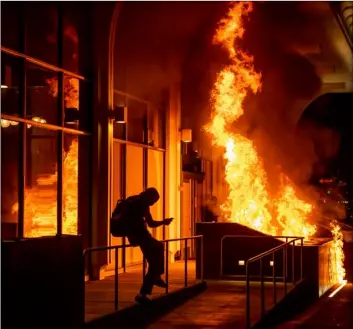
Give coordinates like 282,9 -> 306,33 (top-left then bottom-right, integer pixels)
147,280 -> 294,329
85,260 -> 198,322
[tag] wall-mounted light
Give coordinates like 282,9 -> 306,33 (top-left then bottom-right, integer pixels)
1,119 -> 21,128
1,85 -> 8,89
1,119 -> 10,128
64,108 -> 79,124
32,116 -> 46,124
181,128 -> 192,143
110,106 -> 127,123
238,260 -> 245,266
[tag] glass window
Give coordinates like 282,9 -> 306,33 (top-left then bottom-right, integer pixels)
112,141 -> 123,206
111,141 -> 124,267
1,122 -> 21,239
1,53 -> 22,117
126,145 -> 144,266
127,99 -> 147,144
25,2 -> 58,65
24,127 -> 58,237
148,149 -> 164,240
62,133 -> 91,239
1,2 -> 23,51
148,105 -> 165,148
26,63 -> 59,126
77,135 -> 91,248
113,92 -> 127,140
62,3 -> 91,76
63,133 -> 79,235
63,76 -> 91,132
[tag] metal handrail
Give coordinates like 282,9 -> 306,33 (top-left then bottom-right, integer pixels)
245,237 -> 304,329
220,235 -> 303,278
83,235 -> 204,313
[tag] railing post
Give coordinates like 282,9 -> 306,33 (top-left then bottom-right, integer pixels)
201,236 -> 204,282
220,237 -> 224,277
292,240 -> 295,285
83,251 -> 86,316
114,247 -> 119,310
123,237 -> 126,273
246,263 -> 251,329
165,241 -> 169,294
300,238 -> 303,281
260,258 -> 265,317
272,252 -> 276,304
184,239 -> 188,288
283,246 -> 287,295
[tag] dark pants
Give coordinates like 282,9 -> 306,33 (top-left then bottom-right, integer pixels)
138,236 -> 164,295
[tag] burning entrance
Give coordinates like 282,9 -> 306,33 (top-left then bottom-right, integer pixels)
205,2 -> 345,283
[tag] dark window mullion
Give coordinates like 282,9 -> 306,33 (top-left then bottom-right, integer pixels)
162,151 -> 166,240
18,5 -> 26,239
57,4 -> 64,236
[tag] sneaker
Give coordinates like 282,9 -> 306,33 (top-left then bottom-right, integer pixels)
154,278 -> 168,288
135,294 -> 152,304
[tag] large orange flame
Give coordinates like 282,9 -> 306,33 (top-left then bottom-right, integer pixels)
207,1 -> 345,283
206,2 -> 316,238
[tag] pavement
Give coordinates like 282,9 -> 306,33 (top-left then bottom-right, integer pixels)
275,283 -> 353,329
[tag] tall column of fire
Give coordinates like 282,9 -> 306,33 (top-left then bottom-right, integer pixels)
205,2 -> 345,283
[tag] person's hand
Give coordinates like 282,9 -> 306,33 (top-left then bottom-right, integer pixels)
164,218 -> 174,225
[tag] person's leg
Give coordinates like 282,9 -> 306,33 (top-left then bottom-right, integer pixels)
151,239 -> 166,287
135,238 -> 158,303
136,238 -> 165,303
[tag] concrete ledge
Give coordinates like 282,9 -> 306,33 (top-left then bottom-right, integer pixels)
84,281 -> 207,329
252,279 -> 319,329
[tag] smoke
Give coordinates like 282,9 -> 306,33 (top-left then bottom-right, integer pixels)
230,2 -> 343,202
178,1 -> 343,207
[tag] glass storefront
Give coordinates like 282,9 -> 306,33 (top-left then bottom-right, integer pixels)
1,3 -> 92,241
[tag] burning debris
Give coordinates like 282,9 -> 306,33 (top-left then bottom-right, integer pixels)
205,2 -> 345,283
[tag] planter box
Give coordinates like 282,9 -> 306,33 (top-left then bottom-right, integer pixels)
2,235 -> 84,329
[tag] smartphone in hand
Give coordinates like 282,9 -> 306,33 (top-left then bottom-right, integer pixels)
164,218 -> 174,225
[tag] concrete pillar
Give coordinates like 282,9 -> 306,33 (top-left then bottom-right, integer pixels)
90,2 -> 118,279
165,58 -> 182,261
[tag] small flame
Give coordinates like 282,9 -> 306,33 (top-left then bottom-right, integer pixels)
330,221 -> 346,284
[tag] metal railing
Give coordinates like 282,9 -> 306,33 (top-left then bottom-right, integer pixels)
83,235 -> 204,312
245,237 -> 304,329
220,235 -> 304,278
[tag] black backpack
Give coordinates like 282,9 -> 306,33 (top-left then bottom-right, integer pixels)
110,198 -> 133,237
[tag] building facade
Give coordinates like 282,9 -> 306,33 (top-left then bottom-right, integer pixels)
1,2 -> 214,277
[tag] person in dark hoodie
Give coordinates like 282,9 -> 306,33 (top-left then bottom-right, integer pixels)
126,187 -> 173,304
